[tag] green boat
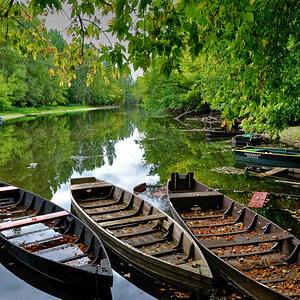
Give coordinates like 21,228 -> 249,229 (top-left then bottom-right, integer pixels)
233,147 -> 300,168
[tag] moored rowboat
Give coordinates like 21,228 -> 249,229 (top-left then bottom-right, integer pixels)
204,129 -> 244,138
0,181 -> 113,290
233,147 -> 300,168
167,172 -> 300,300
70,177 -> 213,295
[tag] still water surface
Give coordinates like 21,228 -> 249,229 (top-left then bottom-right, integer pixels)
0,107 -> 299,299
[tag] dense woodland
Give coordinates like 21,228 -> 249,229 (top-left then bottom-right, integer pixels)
0,28 -> 136,108
0,0 -> 299,134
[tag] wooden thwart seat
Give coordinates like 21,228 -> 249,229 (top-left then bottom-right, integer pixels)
70,182 -> 113,191
99,213 -> 166,228
0,211 -> 69,231
196,230 -> 249,238
114,227 -> 160,238
130,236 -> 169,248
190,221 -> 237,228
22,234 -> 65,247
201,232 -> 292,249
183,214 -> 224,220
169,191 -> 222,200
219,249 -> 277,259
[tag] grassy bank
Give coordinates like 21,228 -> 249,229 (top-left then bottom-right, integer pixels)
0,105 -> 119,120
0,105 -> 93,116
279,126 -> 300,147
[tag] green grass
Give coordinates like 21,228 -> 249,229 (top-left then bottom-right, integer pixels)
279,126 -> 300,146
0,105 -> 94,116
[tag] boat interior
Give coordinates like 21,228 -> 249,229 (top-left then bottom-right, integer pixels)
70,177 -> 205,269
0,183 -> 109,270
168,172 -> 300,298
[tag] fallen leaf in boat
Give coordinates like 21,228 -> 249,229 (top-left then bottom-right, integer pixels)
123,273 -> 131,278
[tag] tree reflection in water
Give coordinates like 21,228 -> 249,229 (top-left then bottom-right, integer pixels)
0,107 -> 299,299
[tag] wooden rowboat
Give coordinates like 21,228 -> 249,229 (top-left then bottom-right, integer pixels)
0,181 -> 113,290
204,129 -> 244,138
70,177 -> 213,295
167,172 -> 300,300
233,147 -> 300,168
232,134 -> 262,148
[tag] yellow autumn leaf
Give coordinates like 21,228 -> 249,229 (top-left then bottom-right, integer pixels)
262,39 -> 267,47
197,1 -> 207,10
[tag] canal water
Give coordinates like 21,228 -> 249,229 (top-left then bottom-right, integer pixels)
0,107 -> 299,299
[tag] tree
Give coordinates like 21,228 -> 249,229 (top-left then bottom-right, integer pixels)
1,0 -> 299,132
134,53 -> 226,115
0,73 -> 12,109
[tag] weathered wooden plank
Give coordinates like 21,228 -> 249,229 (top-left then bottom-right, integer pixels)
258,277 -> 287,284
6,227 -> 54,240
70,181 -> 113,191
99,213 -> 166,228
219,249 -> 276,259
189,221 -> 236,228
92,210 -> 137,222
169,191 -> 222,199
86,201 -> 131,215
0,186 -> 18,192
260,168 -> 288,178
150,248 -> 180,257
0,211 -> 69,231
248,192 -> 268,208
195,230 -> 249,238
80,199 -> 119,208
130,237 -> 169,248
0,209 -> 27,217
182,214 -> 224,221
114,228 -> 160,239
21,234 -> 65,247
201,232 -> 292,249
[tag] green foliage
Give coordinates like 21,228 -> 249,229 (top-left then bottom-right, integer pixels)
66,65 -> 126,106
0,21 -> 134,110
0,0 -> 299,132
134,53 -> 226,113
0,73 -> 12,109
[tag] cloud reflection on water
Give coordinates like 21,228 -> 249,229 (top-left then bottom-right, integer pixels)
52,129 -> 159,210
51,128 -> 158,300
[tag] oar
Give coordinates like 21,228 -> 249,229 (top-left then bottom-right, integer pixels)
133,183 -> 165,194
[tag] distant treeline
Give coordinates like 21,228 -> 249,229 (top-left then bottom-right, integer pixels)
0,29 -> 137,110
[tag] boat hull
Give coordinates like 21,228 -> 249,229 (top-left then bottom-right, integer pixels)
205,129 -> 244,138
0,182 -> 113,290
169,206 -> 292,300
167,172 -> 300,300
234,147 -> 300,168
0,235 -> 112,288
70,177 -> 213,295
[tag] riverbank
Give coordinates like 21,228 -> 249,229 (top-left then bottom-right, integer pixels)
0,105 -> 119,121
180,112 -> 299,148
278,126 -> 300,147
